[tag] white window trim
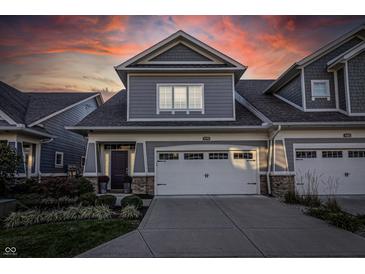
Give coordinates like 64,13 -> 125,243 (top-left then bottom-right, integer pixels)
311,80 -> 331,101
55,152 -> 64,168
156,83 -> 204,114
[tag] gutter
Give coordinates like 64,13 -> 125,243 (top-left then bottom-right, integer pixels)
267,125 -> 281,195
0,125 -> 55,138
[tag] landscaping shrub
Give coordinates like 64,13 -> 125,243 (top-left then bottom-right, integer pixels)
0,142 -> 21,197
73,177 -> 94,195
15,194 -> 79,210
283,191 -> 301,204
120,195 -> 143,209
120,205 -> 140,220
96,194 -> 117,208
80,192 -> 97,206
15,193 -> 43,208
306,207 -> 362,232
4,205 -> 111,228
300,195 -> 321,208
38,178 -> 77,198
325,198 -> 342,212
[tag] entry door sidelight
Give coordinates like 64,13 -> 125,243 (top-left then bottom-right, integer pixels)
111,151 -> 129,189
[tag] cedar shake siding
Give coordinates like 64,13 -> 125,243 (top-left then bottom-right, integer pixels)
40,98 -> 98,174
150,43 -> 212,62
304,37 -> 363,109
276,75 -> 302,107
348,50 -> 365,113
128,75 -> 234,120
337,68 -> 347,112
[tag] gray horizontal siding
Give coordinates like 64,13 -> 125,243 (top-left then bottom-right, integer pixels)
150,44 -> 211,62
337,68 -> 347,111
276,75 -> 302,107
128,75 -> 234,119
40,98 -> 98,174
348,50 -> 365,113
284,138 -> 365,171
304,37 -> 363,109
144,140 -> 268,173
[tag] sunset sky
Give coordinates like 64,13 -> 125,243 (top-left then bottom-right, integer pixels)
0,15 -> 364,99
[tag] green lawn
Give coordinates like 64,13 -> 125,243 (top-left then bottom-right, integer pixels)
0,219 -> 139,258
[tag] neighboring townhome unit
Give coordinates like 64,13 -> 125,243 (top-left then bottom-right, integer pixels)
0,81 -> 102,178
69,25 -> 365,197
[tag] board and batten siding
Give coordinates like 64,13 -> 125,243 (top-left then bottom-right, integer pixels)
143,140 -> 268,173
128,75 -> 235,120
40,98 -> 98,174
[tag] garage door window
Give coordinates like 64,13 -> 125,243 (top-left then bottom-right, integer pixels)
184,153 -> 204,160
234,152 -> 253,160
322,151 -> 343,158
348,150 -> 365,158
159,153 -> 179,160
296,151 -> 317,159
209,153 -> 228,160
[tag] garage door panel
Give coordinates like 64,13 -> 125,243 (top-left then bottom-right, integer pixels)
156,149 -> 258,195
295,148 -> 365,195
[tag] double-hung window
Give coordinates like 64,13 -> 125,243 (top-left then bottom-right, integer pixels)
158,84 -> 204,113
311,80 -> 330,100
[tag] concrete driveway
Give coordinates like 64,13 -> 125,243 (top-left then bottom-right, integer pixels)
79,196 -> 365,257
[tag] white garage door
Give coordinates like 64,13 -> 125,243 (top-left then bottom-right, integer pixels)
295,148 -> 365,195
155,149 -> 259,195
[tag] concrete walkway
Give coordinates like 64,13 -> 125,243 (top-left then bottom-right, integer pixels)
79,196 -> 365,257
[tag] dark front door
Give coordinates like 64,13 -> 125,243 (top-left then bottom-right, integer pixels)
111,151 -> 129,189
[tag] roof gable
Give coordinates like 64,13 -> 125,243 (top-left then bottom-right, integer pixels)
264,24 -> 365,94
116,30 -> 246,69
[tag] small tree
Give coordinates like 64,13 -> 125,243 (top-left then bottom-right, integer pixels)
0,142 -> 21,197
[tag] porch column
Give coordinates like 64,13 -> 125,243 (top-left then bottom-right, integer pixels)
84,142 -> 97,176
133,142 -> 146,175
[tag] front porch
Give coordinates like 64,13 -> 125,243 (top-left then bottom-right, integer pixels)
84,142 -> 152,194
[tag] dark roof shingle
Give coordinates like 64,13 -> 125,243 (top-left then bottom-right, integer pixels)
76,90 -> 263,127
236,80 -> 365,123
0,81 -> 98,125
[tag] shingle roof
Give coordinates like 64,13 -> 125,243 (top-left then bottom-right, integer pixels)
25,92 -> 98,125
236,80 -> 365,123
0,81 -> 30,123
0,81 -> 98,125
76,90 -> 263,127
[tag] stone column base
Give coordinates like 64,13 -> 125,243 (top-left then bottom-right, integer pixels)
132,176 -> 154,195
260,174 -> 295,197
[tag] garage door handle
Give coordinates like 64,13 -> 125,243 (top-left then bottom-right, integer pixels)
248,182 -> 256,185
157,183 -> 167,186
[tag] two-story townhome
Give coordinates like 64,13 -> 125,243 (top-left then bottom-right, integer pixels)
0,81 -> 102,178
69,25 -> 365,196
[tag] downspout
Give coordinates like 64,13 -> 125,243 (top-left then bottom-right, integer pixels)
267,125 -> 281,195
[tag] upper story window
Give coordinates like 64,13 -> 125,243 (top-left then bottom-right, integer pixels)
311,80 -> 330,100
157,84 -> 204,113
